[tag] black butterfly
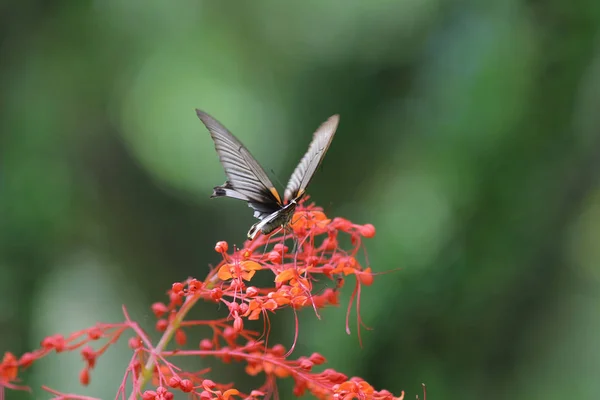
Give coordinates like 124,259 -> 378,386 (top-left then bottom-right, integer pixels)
196,109 -> 339,240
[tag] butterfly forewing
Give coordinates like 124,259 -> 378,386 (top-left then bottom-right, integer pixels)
284,114 -> 339,203
196,109 -> 283,212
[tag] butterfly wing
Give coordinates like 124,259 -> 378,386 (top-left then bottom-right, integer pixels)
284,114 -> 339,203
196,109 -> 283,218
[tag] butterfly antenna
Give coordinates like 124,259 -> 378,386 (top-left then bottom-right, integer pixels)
292,225 -> 313,270
290,212 -> 312,269
279,231 -> 288,268
324,200 -> 335,216
269,168 -> 286,193
263,233 -> 272,256
291,234 -> 299,269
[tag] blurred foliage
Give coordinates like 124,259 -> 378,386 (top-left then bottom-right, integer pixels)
2,1 -> 600,399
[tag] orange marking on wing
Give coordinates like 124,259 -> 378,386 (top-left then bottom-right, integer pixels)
270,187 -> 282,204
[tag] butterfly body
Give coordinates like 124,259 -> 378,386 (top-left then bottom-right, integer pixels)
247,200 -> 297,240
197,109 -> 338,240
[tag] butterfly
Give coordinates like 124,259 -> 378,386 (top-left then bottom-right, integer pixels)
196,109 -> 339,240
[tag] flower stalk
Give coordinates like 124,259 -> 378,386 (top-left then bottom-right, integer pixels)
0,202 -> 404,400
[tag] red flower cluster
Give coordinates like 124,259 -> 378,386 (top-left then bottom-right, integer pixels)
0,203 -> 404,400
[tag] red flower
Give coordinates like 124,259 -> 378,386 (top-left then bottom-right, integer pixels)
0,201 -> 404,400
218,260 -> 262,281
0,352 -> 18,383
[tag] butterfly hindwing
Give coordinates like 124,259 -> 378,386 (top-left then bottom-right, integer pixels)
196,110 -> 283,215
284,114 -> 339,202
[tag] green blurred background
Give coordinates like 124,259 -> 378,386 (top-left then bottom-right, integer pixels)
2,1 -> 600,399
